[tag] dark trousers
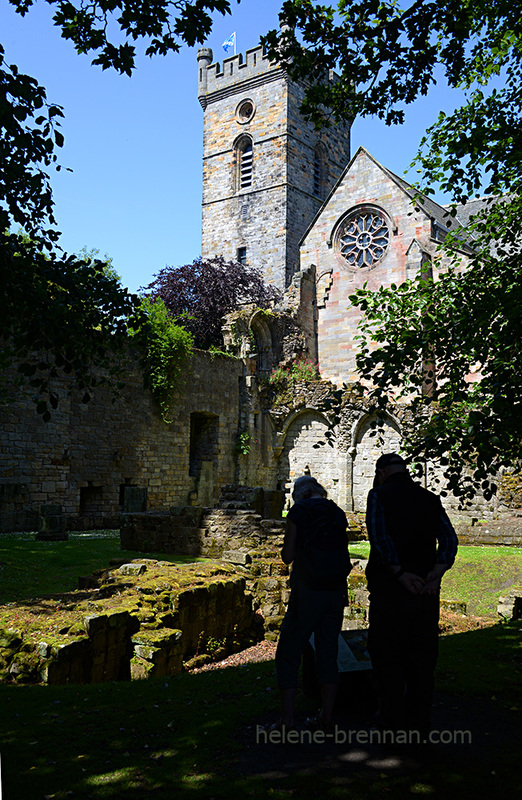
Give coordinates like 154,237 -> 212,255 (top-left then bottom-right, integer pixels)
367,586 -> 440,732
276,581 -> 345,690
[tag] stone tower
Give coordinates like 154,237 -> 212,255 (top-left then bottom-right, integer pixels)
197,45 -> 352,290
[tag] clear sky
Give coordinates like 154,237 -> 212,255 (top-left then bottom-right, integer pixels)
2,0 -> 466,293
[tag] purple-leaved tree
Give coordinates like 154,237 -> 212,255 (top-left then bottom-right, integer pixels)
143,257 -> 282,349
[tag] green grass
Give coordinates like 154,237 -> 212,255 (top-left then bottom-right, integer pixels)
350,541 -> 522,617
1,620 -> 520,800
0,533 -> 521,798
0,531 -> 203,603
2,534 -> 520,617
437,618 -> 522,703
441,545 -> 522,616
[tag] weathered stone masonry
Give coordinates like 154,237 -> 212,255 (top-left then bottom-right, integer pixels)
198,44 -> 351,290
2,43 -> 522,538
0,561 -> 259,684
0,351 -> 244,532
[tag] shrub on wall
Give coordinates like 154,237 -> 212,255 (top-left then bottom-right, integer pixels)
264,358 -> 320,406
129,298 -> 193,421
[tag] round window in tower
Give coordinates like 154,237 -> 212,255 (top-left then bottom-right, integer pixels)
338,209 -> 390,268
236,98 -> 255,124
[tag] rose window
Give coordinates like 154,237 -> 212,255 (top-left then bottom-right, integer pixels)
339,211 -> 390,267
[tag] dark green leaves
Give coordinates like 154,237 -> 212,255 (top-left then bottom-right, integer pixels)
12,0 -> 237,74
0,44 -> 64,240
0,234 -> 140,418
264,0 -> 522,500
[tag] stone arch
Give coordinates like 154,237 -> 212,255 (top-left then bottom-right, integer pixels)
350,412 -> 402,512
276,408 -> 344,509
250,310 -> 274,372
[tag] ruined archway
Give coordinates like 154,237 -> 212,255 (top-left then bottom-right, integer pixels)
350,412 -> 402,512
250,310 -> 274,372
276,409 -> 344,509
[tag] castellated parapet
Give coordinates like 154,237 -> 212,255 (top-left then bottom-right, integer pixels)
198,46 -> 283,107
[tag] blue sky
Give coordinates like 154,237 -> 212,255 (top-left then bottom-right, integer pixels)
2,0 -> 466,293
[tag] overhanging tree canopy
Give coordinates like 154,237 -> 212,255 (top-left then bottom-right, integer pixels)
1,2 -> 239,416
8,0 -> 238,74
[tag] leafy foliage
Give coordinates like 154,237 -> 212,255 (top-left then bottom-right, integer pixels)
0,233 -> 138,419
234,431 -> 257,455
0,44 -> 64,244
128,297 -> 193,421
9,0 -> 238,75
264,357 -> 319,406
350,191 -> 522,501
143,256 -> 282,349
76,245 -> 122,283
265,0 -> 522,497
2,2 -> 236,416
0,37 -> 143,416
269,357 -> 319,388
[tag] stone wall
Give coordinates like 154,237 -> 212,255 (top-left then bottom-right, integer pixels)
300,148 -> 471,385
121,500 -> 368,639
0,351 -> 244,532
121,506 -> 290,639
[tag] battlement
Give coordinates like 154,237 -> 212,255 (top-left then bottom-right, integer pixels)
197,45 -> 282,106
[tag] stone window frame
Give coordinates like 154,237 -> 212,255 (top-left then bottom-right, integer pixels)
313,142 -> 328,199
235,97 -> 256,124
234,134 -> 254,192
330,203 -> 396,271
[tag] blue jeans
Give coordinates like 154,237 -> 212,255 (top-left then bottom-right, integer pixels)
275,581 -> 345,690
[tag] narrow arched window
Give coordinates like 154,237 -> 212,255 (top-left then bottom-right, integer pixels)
240,142 -> 253,188
313,143 -> 328,198
235,136 -> 253,190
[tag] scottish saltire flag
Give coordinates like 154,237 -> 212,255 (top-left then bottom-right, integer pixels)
222,32 -> 236,54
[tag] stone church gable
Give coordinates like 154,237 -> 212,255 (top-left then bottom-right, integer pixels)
299,147 -> 468,385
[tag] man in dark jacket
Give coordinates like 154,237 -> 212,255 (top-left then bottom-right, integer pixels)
365,453 -> 458,736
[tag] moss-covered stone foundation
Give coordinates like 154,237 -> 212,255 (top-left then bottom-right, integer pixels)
0,561 -> 260,685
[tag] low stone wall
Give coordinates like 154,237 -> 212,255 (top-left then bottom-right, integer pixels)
456,515 -> 522,546
121,508 -> 291,637
120,507 -> 284,557
0,562 -> 259,685
121,508 -> 370,637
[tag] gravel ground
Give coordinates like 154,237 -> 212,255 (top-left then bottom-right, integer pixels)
186,640 -> 277,673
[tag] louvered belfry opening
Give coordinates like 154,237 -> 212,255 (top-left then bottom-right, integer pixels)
240,141 -> 253,188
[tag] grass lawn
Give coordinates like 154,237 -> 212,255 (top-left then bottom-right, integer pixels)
350,541 -> 522,617
0,532 -> 521,799
0,531 -> 202,603
1,620 -> 520,800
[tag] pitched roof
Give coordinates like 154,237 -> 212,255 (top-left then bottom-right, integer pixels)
449,195 -> 496,228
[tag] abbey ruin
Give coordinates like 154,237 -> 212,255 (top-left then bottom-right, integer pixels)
1,43 -> 521,543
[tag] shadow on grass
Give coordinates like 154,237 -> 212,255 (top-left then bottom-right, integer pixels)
1,621 -> 520,800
